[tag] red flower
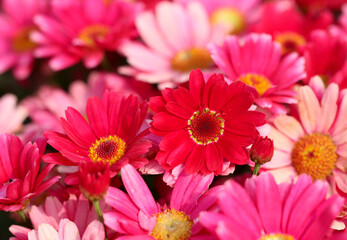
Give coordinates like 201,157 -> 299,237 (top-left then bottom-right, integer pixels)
43,91 -> 151,173
0,134 -> 60,212
150,69 -> 266,175
250,135 -> 274,165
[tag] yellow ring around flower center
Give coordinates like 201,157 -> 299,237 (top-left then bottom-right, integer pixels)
238,73 -> 272,96
171,48 -> 212,73
259,233 -> 296,240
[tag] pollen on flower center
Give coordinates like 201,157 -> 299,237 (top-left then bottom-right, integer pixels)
238,73 -> 272,96
275,32 -> 306,54
79,24 -> 110,47
12,26 -> 37,52
88,135 -> 126,165
171,48 -> 212,72
291,133 -> 338,180
150,209 -> 193,240
210,7 -> 246,34
259,233 -> 296,240
187,108 -> 225,145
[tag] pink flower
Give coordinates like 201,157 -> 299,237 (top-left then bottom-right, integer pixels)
0,134 -> 59,212
200,173 -> 345,240
0,94 -> 27,134
0,0 -> 48,80
32,0 -> 141,70
176,0 -> 261,34
104,164 -> 222,239
209,33 -> 306,114
262,77 -> 347,196
119,1 -> 227,89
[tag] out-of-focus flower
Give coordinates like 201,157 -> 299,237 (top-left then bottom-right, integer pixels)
177,0 -> 261,34
262,77 -> 347,195
0,0 -> 48,80
0,94 -> 27,134
104,164 -> 221,239
295,0 -> 346,11
79,161 -> 110,201
119,1 -> 227,89
150,69 -> 266,175
0,134 -> 59,212
209,33 -> 306,114
200,173 -> 345,240
43,91 -> 151,174
32,0 -> 141,70
250,135 -> 274,165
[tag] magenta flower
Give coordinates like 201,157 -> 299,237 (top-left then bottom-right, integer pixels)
200,173 -> 345,240
0,134 -> 59,212
104,164 -> 221,239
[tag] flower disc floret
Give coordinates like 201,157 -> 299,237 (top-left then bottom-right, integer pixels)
238,73 -> 272,96
150,209 -> 193,240
210,7 -> 246,34
275,32 -> 306,54
171,48 -> 212,73
79,24 -> 110,47
291,133 -> 337,180
259,233 -> 295,240
89,135 -> 126,165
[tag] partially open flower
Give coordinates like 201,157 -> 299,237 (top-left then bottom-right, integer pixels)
79,161 -> 110,201
250,135 -> 274,165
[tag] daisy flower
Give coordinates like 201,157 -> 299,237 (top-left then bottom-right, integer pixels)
150,69 -> 266,175
0,0 -> 48,80
200,173 -> 345,240
119,1 -> 227,89
0,134 -> 60,212
209,33 -> 306,114
262,76 -> 347,196
32,0 -> 141,70
43,91 -> 151,173
104,164 -> 221,239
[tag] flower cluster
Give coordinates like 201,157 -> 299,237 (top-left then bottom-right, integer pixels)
0,0 -> 347,239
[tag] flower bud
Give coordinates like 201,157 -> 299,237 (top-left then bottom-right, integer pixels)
250,135 -> 274,165
79,161 -> 110,201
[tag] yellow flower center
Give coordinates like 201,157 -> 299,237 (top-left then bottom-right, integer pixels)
259,233 -> 296,240
88,135 -> 126,165
238,73 -> 272,96
291,133 -> 338,180
171,48 -> 212,73
12,26 -> 37,52
187,108 -> 224,145
79,24 -> 110,47
275,32 -> 306,55
150,209 -> 193,240
210,7 -> 246,34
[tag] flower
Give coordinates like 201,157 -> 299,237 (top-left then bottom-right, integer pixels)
32,0 -> 141,70
262,77 -> 347,195
0,134 -> 60,212
104,164 -> 221,239
200,173 -> 345,240
119,1 -> 227,89
250,135 -> 274,165
209,33 -> 306,115
0,94 -> 27,134
43,91 -> 151,174
150,69 -> 266,175
0,0 -> 48,80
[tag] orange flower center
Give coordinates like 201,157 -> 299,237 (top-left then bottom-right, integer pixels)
79,24 -> 110,47
275,32 -> 306,55
291,133 -> 338,180
187,108 -> 224,145
12,26 -> 37,52
238,73 -> 272,96
259,233 -> 296,240
88,135 -> 126,165
210,7 -> 246,34
171,48 -> 212,72
150,209 -> 193,240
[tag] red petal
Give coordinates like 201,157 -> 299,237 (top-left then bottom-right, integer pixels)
152,112 -> 187,131
206,143 -> 223,172
189,69 -> 205,103
185,145 -> 205,174
86,96 -> 109,138
218,139 -> 249,165
165,102 -> 192,119
202,73 -> 225,106
149,96 -> 166,113
173,87 -> 198,111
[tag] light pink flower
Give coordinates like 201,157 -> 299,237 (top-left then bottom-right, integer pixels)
262,77 -> 347,197
209,33 -> 306,114
104,164 -> 221,239
0,94 -> 27,134
119,1 -> 227,89
200,173 -> 345,240
32,0 -> 141,70
0,0 -> 48,80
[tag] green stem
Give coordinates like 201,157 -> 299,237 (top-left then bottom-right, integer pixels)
93,200 -> 108,240
253,163 -> 261,176
17,210 -> 30,227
